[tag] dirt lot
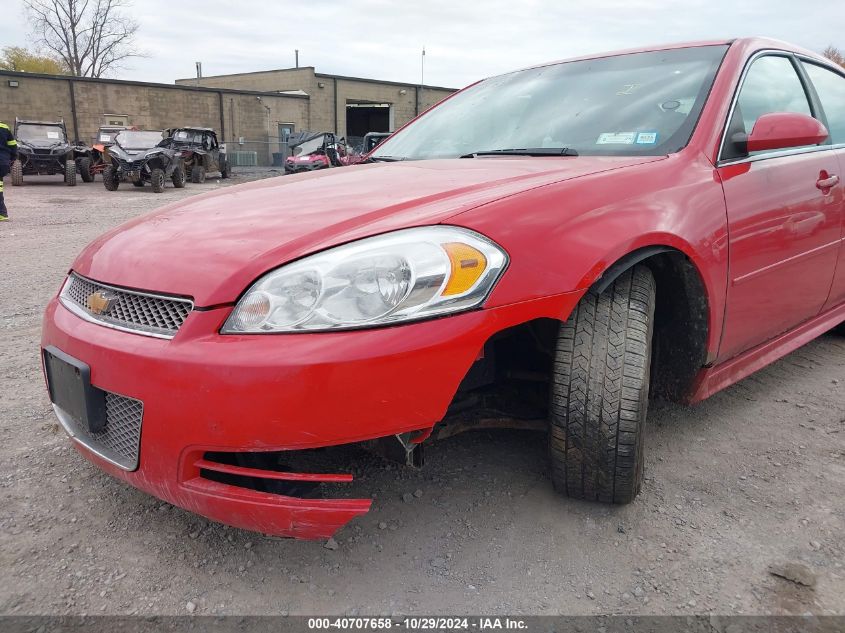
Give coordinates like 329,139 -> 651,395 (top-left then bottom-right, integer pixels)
1,171 -> 844,617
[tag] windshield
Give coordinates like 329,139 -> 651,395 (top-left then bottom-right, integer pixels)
96,128 -> 123,144
116,130 -> 165,150
17,124 -> 66,143
292,135 -> 327,156
373,45 -> 727,160
170,129 -> 203,144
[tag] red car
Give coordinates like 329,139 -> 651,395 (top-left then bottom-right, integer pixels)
42,37 -> 845,540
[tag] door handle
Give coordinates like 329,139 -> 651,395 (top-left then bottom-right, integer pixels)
816,174 -> 840,191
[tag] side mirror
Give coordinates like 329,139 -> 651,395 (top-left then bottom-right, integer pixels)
735,112 -> 828,154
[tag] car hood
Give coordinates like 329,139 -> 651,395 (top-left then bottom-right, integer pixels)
73,156 -> 664,306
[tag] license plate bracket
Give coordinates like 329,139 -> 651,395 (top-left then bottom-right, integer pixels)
43,346 -> 107,433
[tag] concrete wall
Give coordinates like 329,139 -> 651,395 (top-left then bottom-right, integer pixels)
178,67 -> 456,137
0,71 -> 310,165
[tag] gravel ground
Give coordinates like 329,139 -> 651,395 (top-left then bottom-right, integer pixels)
1,170 -> 844,617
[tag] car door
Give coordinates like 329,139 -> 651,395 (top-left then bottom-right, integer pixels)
716,53 -> 843,361
801,60 -> 845,311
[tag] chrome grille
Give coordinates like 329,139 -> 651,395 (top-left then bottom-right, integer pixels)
55,392 -> 143,471
60,273 -> 193,339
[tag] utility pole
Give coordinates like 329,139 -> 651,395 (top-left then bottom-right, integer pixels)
418,46 -> 426,116
195,61 -> 202,87
295,49 -> 299,68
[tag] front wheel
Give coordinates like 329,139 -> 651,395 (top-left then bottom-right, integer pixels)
150,168 -> 165,193
11,160 -> 23,186
64,160 -> 77,186
171,164 -> 186,188
191,165 -> 206,184
77,157 -> 94,182
549,265 -> 656,504
102,165 -> 119,191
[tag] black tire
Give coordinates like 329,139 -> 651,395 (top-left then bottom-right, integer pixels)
77,157 -> 94,182
64,160 -> 77,186
220,157 -> 230,179
190,165 -> 206,184
11,160 -> 23,186
549,265 -> 656,504
150,168 -> 165,193
102,165 -> 119,191
171,164 -> 186,188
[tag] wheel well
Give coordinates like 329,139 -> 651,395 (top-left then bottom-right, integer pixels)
447,247 -> 709,422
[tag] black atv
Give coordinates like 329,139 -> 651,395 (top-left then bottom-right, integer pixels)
11,119 -> 93,186
102,130 -> 186,193
161,127 -> 230,183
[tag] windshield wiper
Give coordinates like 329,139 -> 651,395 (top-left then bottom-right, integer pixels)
460,147 -> 578,158
367,155 -> 405,162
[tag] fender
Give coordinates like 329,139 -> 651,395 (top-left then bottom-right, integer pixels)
454,153 -> 730,360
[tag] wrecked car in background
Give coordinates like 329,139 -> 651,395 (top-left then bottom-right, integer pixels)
102,130 -> 185,193
41,38 -> 845,540
11,119 -> 93,186
284,132 -> 363,173
161,127 -> 230,182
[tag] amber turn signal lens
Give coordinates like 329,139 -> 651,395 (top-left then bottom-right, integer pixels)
442,242 -> 488,296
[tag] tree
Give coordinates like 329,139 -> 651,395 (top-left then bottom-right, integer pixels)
0,46 -> 69,74
23,0 -> 141,78
823,46 -> 845,68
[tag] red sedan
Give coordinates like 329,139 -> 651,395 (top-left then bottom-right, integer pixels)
42,37 -> 845,539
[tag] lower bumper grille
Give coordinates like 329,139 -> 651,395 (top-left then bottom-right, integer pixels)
55,392 -> 143,470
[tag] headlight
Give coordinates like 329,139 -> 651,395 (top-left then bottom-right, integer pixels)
222,226 -> 508,333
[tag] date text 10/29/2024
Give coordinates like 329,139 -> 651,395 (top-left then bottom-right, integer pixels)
307,618 -> 528,630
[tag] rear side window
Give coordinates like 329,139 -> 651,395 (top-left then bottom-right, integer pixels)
803,62 -> 845,144
723,55 -> 813,159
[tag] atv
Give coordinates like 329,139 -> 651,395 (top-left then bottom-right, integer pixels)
11,119 -> 93,186
161,127 -> 229,183
284,132 -> 363,174
85,125 -> 128,181
102,130 -> 186,193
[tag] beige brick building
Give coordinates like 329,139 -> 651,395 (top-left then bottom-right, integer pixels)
175,66 -> 455,140
0,67 -> 455,166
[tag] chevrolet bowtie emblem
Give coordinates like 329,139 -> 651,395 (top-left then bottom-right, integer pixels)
87,290 -> 117,315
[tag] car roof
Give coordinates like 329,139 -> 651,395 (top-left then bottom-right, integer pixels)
17,120 -> 65,126
172,127 -> 215,132
507,37 -> 831,75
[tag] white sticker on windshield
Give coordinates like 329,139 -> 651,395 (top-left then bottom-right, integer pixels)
597,132 -> 635,145
99,134 -> 111,142
47,131 -> 60,139
636,132 -> 658,144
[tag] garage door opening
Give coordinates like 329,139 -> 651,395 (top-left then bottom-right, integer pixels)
346,102 -> 392,138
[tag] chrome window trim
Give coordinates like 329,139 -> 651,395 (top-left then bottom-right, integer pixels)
58,272 -> 194,340
52,404 -> 138,471
715,49 -> 833,168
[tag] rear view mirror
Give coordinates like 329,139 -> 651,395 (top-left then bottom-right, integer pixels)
733,112 -> 829,154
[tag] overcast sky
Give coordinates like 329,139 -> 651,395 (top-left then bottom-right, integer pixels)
2,0 -> 843,88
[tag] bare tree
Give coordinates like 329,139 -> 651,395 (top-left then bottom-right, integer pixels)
823,45 -> 845,68
23,0 -> 141,78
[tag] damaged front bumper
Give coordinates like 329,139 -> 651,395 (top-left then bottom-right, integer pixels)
41,288 -> 578,539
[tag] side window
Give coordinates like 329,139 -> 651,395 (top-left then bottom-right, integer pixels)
723,56 -> 812,159
803,62 -> 845,144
